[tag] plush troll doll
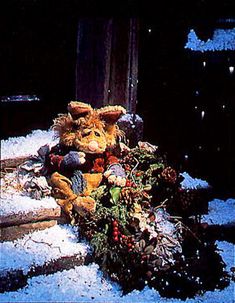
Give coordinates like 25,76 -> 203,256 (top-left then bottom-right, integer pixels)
46,101 -> 127,217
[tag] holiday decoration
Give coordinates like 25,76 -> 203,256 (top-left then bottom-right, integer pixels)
2,101 -> 229,298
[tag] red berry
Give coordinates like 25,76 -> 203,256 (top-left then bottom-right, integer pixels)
128,243 -> 132,248
113,226 -> 118,232
112,220 -> 118,227
121,235 -> 127,239
126,180 -> 131,187
136,172 -> 142,177
113,236 -> 119,242
113,231 -> 118,237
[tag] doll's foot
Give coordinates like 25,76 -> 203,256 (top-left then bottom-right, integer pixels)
57,198 -> 73,218
50,172 -> 77,200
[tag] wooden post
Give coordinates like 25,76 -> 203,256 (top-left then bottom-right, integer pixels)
75,18 -> 139,112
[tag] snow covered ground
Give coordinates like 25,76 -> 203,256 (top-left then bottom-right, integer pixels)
0,129 -> 234,302
0,240 -> 234,303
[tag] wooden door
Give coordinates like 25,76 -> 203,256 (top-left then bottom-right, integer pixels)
75,18 -> 139,112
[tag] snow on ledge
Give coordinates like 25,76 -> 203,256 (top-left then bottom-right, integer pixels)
202,198 -> 235,225
180,172 -> 209,190
0,194 -> 58,217
216,241 -> 234,272
1,129 -> 58,160
0,224 -> 89,275
185,28 -> 235,52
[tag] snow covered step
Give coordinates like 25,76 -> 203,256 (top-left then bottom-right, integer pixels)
199,198 -> 235,244
0,224 -> 90,293
0,194 -> 61,228
201,198 -> 235,226
0,263 -> 123,302
0,241 -> 234,303
1,129 -> 58,161
0,130 -> 58,172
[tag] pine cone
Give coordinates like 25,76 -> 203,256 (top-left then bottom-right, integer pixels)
161,167 -> 177,183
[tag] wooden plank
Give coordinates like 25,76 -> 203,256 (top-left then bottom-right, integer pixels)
0,156 -> 29,171
0,220 -> 58,242
0,207 -> 61,228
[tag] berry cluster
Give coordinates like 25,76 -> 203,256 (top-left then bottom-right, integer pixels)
125,236 -> 135,252
125,179 -> 136,187
111,219 -> 135,252
112,219 -> 120,242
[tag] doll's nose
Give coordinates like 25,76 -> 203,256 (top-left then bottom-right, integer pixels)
88,140 -> 99,151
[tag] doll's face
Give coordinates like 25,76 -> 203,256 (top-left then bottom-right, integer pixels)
74,126 -> 107,154
53,102 -> 126,154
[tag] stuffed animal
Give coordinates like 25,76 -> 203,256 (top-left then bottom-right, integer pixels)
46,101 -> 127,218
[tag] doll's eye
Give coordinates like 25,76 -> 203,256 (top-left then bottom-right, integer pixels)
94,131 -> 101,137
82,130 -> 91,137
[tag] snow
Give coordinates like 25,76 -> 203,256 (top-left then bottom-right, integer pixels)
118,113 -> 143,124
0,194 -> 58,217
0,198 -> 234,302
1,129 -> 58,160
180,172 -> 209,189
0,224 -> 89,275
216,241 -> 234,272
0,241 -> 234,302
0,129 -> 234,302
185,28 -> 235,52
202,198 -> 235,225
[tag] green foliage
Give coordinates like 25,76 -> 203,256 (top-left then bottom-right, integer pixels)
90,232 -> 108,257
74,144 -> 186,293
90,185 -> 107,202
109,187 -> 121,204
130,147 -> 158,165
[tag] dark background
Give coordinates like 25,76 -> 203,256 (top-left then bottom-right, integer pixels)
0,0 -> 234,197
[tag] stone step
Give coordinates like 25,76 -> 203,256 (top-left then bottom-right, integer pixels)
0,224 -> 90,293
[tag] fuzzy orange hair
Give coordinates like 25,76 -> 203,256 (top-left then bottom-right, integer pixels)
52,102 -> 125,151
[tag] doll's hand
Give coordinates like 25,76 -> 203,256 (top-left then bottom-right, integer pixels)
77,152 -> 86,164
61,151 -> 86,170
104,163 -> 126,187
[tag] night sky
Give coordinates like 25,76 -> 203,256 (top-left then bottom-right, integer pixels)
0,0 -> 235,195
